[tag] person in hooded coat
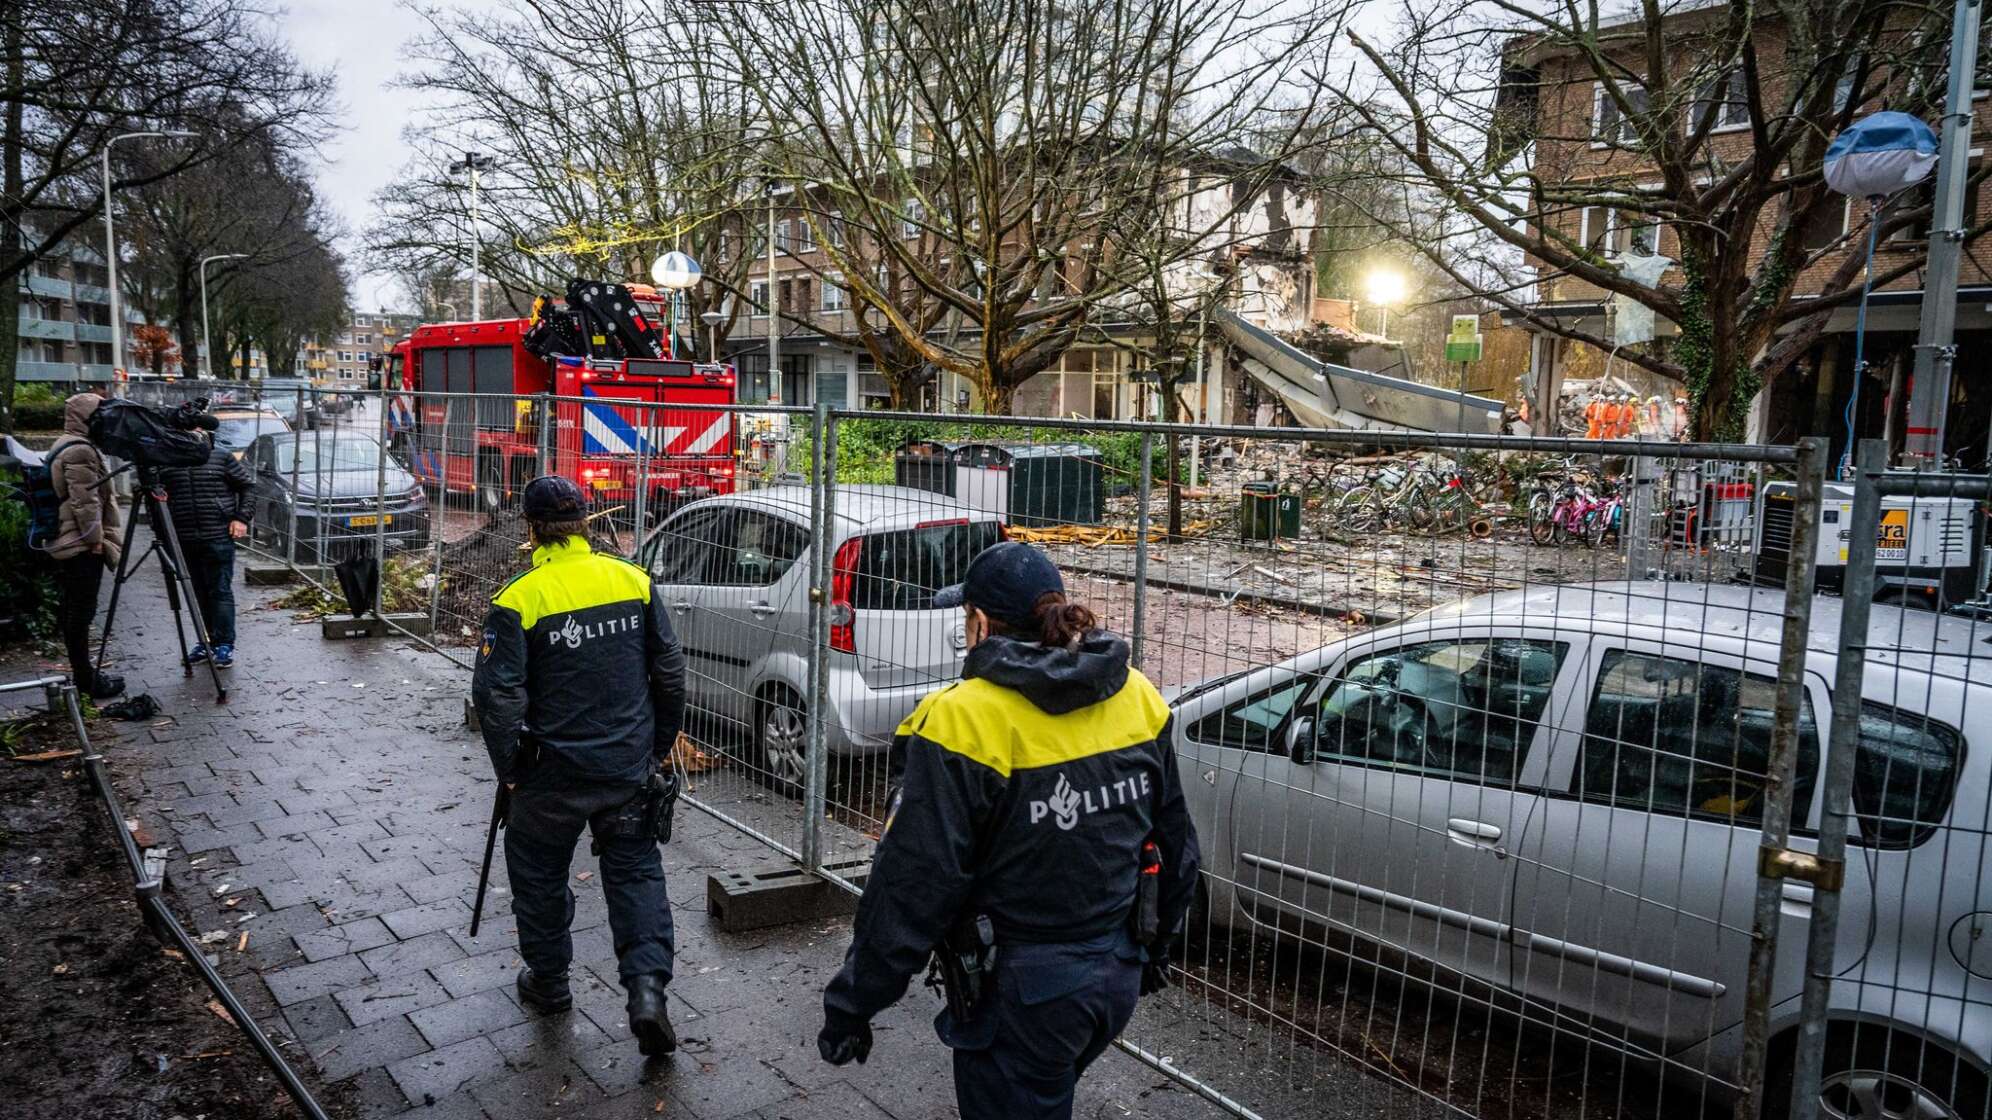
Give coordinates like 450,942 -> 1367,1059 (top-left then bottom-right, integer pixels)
816,541 -> 1201,1120
45,391 -> 125,698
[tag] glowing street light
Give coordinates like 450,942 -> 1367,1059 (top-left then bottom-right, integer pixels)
1364,268 -> 1408,339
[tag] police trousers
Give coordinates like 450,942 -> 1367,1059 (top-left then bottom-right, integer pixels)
938,930 -> 1144,1120
504,774 -> 674,989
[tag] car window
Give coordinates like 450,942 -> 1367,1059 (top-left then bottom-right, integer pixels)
1851,703 -> 1960,848
709,511 -> 807,587
852,519 -> 1002,611
647,510 -> 722,584
1311,638 -> 1567,785
1577,650 -> 1819,826
1187,674 -> 1315,754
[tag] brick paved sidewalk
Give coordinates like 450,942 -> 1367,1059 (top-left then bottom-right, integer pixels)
92,562 -> 1228,1120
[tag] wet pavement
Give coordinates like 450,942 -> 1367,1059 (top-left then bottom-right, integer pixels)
86,557 -> 1235,1120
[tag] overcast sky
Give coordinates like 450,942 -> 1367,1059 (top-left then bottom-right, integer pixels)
287,0 -> 430,315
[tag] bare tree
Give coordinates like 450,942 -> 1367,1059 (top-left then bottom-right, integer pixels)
368,0 -> 765,352
1339,0 -> 1986,439
715,0 -> 1343,413
0,0 -> 334,426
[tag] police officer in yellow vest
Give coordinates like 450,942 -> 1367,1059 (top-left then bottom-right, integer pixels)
817,542 -> 1202,1119
471,476 -> 688,1055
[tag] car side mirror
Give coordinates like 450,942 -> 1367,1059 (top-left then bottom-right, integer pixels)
1286,716 -> 1317,765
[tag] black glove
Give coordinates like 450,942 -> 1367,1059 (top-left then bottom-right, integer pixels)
1140,957 -> 1172,997
817,1011 -> 873,1066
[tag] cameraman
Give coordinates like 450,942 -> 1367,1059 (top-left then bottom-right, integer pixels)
159,431 -> 252,668
46,392 -> 124,699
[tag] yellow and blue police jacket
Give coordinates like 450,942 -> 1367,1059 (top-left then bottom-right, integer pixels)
470,536 -> 687,786
825,631 -> 1202,1025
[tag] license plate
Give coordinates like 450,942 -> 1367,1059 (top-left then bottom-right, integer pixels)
347,514 -> 392,527
591,479 -> 615,490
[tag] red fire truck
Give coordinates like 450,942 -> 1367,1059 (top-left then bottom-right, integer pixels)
387,289 -> 736,513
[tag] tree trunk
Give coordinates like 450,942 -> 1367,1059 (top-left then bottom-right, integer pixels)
0,18 -> 23,433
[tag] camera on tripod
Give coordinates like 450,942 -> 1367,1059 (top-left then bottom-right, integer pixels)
88,397 -> 220,471
87,394 -> 230,703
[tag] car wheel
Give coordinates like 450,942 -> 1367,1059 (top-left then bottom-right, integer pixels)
752,686 -> 808,798
1769,1028 -> 1987,1120
478,456 -> 506,516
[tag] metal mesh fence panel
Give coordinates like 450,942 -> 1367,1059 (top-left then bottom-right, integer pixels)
803,412 -> 1821,1120
1781,442 -> 1992,1120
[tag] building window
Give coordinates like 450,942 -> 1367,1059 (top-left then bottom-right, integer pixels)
1799,196 -> 1851,253
1592,82 -> 1650,147
1579,206 -> 1660,257
34,258 -> 61,278
823,274 -> 847,311
339,351 -> 352,362
776,219 -> 793,253
828,211 -> 846,248
750,280 -> 770,317
902,198 -> 923,239
795,217 -> 815,253
1694,70 -> 1750,133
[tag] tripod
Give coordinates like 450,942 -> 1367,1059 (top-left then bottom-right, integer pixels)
95,464 -> 228,704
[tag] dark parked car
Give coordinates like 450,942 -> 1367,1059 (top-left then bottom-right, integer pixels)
246,432 -> 429,563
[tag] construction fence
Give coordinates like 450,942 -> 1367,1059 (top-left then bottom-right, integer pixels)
138,381 -> 1992,1120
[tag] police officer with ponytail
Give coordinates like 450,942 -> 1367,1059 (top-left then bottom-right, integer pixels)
817,542 -> 1201,1120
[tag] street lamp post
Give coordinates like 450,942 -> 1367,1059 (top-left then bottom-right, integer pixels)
103,129 -> 197,379
449,152 -> 494,320
200,253 -> 249,379
767,181 -> 782,405
701,309 -> 725,363
1364,267 -> 1407,341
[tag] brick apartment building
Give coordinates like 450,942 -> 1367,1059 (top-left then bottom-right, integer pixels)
1507,9 -> 1990,454
303,311 -> 421,383
720,167 -> 1323,424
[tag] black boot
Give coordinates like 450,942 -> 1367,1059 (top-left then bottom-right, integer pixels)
516,967 -> 572,1013
88,672 -> 125,700
626,974 -> 675,1056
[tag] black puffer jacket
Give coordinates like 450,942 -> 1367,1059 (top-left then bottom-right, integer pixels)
160,446 -> 253,543
824,632 -> 1201,1026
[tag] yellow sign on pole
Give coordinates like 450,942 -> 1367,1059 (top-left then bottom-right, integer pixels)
1445,314 -> 1483,363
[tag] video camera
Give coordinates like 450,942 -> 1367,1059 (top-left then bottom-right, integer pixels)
87,397 -> 219,469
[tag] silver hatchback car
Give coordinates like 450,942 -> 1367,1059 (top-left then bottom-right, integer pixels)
1171,581 -> 1991,1117
635,484 -> 1003,791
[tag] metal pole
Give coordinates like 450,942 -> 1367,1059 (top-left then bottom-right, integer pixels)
469,161 -> 482,322
1900,0 -> 1981,468
1837,200 -> 1883,480
1786,437 -> 1887,1120
1190,299 -> 1207,487
768,187 -> 781,405
101,131 -> 194,379
1131,430 -> 1153,670
801,403 -> 835,874
372,386 -> 390,615
285,389 -> 304,571
1733,434 -> 1828,1120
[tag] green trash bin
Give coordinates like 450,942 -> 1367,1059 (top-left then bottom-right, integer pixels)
1240,480 -> 1301,541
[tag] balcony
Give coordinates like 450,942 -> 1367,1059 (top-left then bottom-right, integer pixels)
16,360 -> 80,381
24,274 -> 72,299
73,283 -> 111,305
75,323 -> 113,343
80,364 -> 114,382
19,317 -> 76,342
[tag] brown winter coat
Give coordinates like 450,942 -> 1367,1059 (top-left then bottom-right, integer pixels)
47,393 -> 123,566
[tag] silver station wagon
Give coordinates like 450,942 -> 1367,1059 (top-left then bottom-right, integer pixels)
1171,581 -> 1991,1118
636,483 -> 1004,792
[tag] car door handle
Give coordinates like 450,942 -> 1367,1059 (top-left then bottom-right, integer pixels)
1780,880 -> 1814,918
748,600 -> 777,618
1445,819 -> 1505,854
670,601 -> 693,613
